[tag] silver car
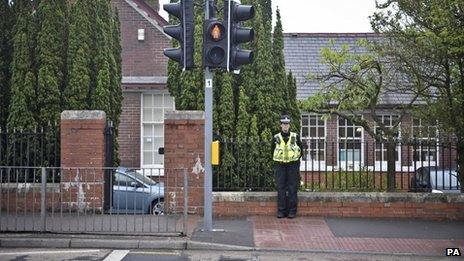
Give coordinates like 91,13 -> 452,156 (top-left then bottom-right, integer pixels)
409,166 -> 461,193
111,167 -> 164,214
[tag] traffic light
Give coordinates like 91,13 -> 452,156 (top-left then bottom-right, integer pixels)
224,0 -> 255,71
163,0 -> 194,70
203,19 -> 227,68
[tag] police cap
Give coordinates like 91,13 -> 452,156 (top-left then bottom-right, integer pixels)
280,115 -> 291,124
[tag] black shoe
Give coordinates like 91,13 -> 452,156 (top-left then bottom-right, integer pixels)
277,212 -> 286,218
287,213 -> 296,219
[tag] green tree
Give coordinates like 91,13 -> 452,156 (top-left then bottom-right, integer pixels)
217,73 -> 237,185
7,4 -> 37,131
287,72 -> 300,133
179,7 -> 204,110
258,127 -> 274,190
247,115 -> 261,190
235,88 -> 250,187
301,40 -> 422,192
0,0 -> 13,129
253,7 -> 276,132
258,0 -> 272,35
110,9 -> 123,165
36,0 -> 68,126
371,0 -> 464,191
271,7 -> 287,121
89,0 -> 114,118
65,0 -> 91,110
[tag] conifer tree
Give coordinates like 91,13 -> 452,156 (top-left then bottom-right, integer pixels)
287,71 -> 300,133
217,73 -> 236,184
179,7 -> 204,110
166,1 -> 183,107
110,9 -> 123,165
236,89 -> 250,187
90,0 -> 112,116
8,3 -> 37,131
65,0 -> 91,110
36,0 -> 68,126
258,0 -> 272,35
271,7 -> 286,123
253,7 -> 276,132
258,127 -> 274,189
247,115 -> 260,189
0,0 -> 13,129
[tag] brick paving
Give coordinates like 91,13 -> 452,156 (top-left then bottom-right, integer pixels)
250,216 -> 464,256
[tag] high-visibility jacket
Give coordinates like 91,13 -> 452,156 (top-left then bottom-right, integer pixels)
273,132 -> 301,163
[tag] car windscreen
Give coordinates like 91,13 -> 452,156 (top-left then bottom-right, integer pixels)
126,170 -> 157,186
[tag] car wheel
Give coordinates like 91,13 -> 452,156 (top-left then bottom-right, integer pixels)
151,198 -> 164,215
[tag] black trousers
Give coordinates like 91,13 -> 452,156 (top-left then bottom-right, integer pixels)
274,161 -> 300,215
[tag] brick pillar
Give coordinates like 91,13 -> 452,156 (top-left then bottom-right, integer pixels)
164,111 -> 205,214
60,111 -> 106,212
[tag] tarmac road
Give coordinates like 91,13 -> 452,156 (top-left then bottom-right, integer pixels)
0,248 -> 456,261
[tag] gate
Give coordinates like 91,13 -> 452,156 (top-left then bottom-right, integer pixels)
0,167 -> 188,236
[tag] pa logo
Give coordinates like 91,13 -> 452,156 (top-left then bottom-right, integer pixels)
446,248 -> 462,256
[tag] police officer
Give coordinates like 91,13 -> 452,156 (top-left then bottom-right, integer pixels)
272,115 -> 302,219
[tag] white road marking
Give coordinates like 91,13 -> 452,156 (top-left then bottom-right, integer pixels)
103,250 -> 130,261
0,250 -> 101,256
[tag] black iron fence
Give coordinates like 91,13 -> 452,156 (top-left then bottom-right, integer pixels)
0,126 -> 60,169
213,138 -> 461,192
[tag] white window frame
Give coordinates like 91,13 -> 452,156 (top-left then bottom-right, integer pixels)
411,118 -> 439,167
300,114 -> 326,171
140,92 -> 175,170
373,115 -> 402,170
337,116 -> 364,170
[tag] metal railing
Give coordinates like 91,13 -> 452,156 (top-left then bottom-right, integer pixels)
213,139 -> 460,192
0,167 -> 188,236
0,127 -> 60,168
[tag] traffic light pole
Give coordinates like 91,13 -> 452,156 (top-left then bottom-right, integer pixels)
203,0 -> 214,232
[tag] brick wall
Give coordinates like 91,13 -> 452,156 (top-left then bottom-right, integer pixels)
60,111 -> 107,212
164,111 -> 205,214
111,0 -> 170,78
118,92 -> 141,167
213,192 -> 464,220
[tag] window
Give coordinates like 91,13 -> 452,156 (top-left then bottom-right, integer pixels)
301,114 -> 325,161
338,117 -> 363,162
138,29 -> 145,41
114,172 -> 136,187
375,115 -> 400,161
412,118 -> 438,162
141,93 -> 174,167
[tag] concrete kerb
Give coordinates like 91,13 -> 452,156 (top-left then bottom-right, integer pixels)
0,237 -> 446,257
0,238 -> 71,248
0,236 -> 252,251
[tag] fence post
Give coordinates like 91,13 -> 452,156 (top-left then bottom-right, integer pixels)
40,167 -> 46,232
183,168 -> 188,236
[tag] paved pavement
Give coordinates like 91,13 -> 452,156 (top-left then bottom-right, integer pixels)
1,215 -> 463,258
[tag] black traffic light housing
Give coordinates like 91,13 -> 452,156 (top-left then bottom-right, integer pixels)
224,0 -> 255,71
203,19 -> 228,68
163,0 -> 195,70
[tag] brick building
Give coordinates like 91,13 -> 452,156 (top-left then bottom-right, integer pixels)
284,33 -> 454,172
111,0 -> 173,169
